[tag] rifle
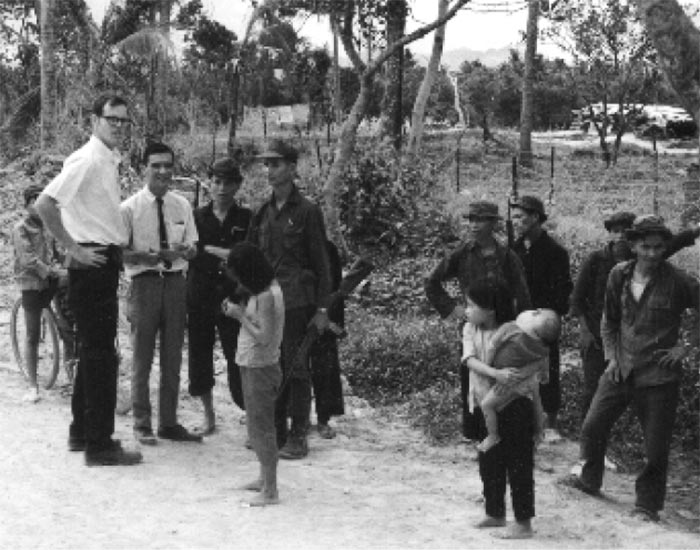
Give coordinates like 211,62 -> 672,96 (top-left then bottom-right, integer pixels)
292,256 -> 374,374
507,155 -> 519,249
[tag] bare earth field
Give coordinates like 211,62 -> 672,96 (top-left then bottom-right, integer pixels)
0,342 -> 698,549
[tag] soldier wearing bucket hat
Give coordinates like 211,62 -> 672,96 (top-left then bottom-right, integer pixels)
566,213 -> 700,522
511,195 -> 572,443
187,156 -> 252,435
425,199 -> 531,440
249,138 -> 332,460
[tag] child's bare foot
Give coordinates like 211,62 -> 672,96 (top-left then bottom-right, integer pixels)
240,479 -> 264,492
249,491 -> 279,507
474,516 -> 506,528
477,435 -> 501,453
492,520 -> 533,539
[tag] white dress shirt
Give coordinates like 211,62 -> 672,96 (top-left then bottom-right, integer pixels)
120,186 -> 198,278
43,135 -> 128,246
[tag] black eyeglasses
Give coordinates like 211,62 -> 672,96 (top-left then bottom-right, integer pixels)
101,115 -> 132,128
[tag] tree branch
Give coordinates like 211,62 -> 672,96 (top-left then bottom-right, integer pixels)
365,0 -> 471,78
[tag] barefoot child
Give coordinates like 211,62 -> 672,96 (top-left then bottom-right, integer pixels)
461,280 -> 543,539
222,242 -> 284,506
477,308 -> 561,453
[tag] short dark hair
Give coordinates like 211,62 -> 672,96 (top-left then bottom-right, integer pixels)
92,94 -> 128,117
142,142 -> 175,166
466,279 -> 516,325
226,242 -> 275,295
23,183 -> 44,206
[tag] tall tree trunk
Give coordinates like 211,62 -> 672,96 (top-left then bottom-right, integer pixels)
407,0 -> 449,157
519,0 -> 539,168
634,0 -> 700,162
379,0 -> 407,148
156,0 -> 171,141
39,0 -> 57,152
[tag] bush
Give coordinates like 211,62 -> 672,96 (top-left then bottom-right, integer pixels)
340,307 -> 460,405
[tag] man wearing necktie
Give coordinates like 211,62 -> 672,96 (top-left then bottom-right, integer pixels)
121,142 -> 201,445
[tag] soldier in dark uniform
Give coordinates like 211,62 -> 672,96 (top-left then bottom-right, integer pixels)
511,196 -> 573,443
425,200 -> 531,440
187,158 -> 251,434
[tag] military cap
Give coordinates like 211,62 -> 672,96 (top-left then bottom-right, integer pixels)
256,139 -> 299,163
211,158 -> 243,183
603,211 -> 636,232
467,201 -> 501,219
625,215 -> 672,241
512,195 -> 547,222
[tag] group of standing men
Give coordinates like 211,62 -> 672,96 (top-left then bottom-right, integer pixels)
34,94 -> 342,466
425,190 -> 699,522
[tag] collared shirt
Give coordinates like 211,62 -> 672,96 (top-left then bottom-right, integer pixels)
572,231 -> 699,342
12,215 -> 57,290
513,230 -> 572,315
120,186 -> 198,278
248,185 -> 332,311
601,260 -> 699,387
43,135 -> 127,246
187,200 -> 251,307
425,238 -> 531,318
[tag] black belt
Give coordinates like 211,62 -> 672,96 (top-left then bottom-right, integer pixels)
133,270 -> 184,279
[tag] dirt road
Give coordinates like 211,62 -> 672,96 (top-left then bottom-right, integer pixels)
0,350 -> 698,550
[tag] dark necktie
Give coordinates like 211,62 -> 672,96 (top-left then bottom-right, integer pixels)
156,197 -> 171,269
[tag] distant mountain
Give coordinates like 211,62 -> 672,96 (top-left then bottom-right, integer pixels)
412,46 -> 523,70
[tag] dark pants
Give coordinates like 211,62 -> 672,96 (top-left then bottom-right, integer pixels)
539,341 -> 561,416
460,364 -> 487,439
580,373 -> 679,512
310,335 -> 344,424
68,264 -> 120,451
478,397 -> 535,522
187,305 -> 243,409
276,305 -> 315,443
580,339 -> 606,422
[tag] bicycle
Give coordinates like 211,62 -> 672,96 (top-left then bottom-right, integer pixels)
10,292 -> 76,390
10,283 -> 131,391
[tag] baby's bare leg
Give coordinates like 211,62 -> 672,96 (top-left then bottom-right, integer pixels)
477,390 -> 507,452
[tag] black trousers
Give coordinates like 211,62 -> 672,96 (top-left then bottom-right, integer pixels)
68,263 -> 120,451
276,305 -> 315,442
187,304 -> 243,409
310,335 -> 344,424
539,342 -> 561,415
478,397 -> 535,522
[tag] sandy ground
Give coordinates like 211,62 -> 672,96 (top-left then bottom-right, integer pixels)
0,336 -> 698,550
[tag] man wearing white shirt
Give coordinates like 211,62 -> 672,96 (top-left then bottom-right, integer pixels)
121,142 -> 201,445
35,94 -> 142,466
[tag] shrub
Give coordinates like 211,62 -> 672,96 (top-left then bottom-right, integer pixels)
340,307 -> 460,405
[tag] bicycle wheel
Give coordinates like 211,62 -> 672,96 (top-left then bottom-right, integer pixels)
10,298 -> 61,389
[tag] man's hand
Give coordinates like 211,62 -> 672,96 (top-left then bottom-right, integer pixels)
221,298 -> 244,320
655,345 -> 686,370
172,243 -> 196,260
579,321 -> 599,349
158,248 -> 182,263
70,245 -> 107,267
310,309 -> 330,333
605,359 -> 624,384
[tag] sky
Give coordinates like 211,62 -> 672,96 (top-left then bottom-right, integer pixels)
85,0 -> 534,55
